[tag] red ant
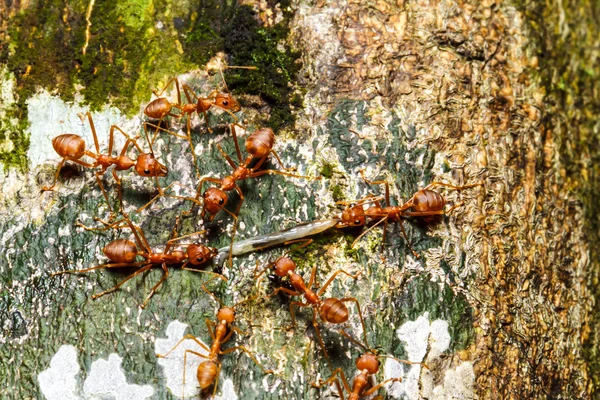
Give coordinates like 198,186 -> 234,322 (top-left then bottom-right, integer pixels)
52,215 -> 226,308
312,329 -> 428,400
337,171 -> 483,257
195,123 -> 309,219
144,67 -> 255,172
254,239 -> 366,394
42,113 -> 167,219
157,277 -> 273,398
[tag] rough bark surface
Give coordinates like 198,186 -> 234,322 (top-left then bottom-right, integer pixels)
0,0 -> 598,399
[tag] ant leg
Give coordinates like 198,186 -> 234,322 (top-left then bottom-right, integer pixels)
226,185 -> 245,269
310,310 -> 346,399
93,170 -> 116,221
191,176 -> 222,213
307,264 -> 319,290
119,213 -> 152,254
202,110 -> 212,133
90,263 -> 154,300
110,125 -> 142,155
445,201 -> 465,214
361,378 -> 403,397
398,219 -> 420,258
401,210 -> 446,217
311,368 -> 351,394
215,144 -> 238,170
153,77 -> 182,105
422,181 -> 483,191
182,263 -> 228,283
359,170 -> 391,206
205,319 -> 217,341
200,280 -> 225,308
134,181 -> 195,214
219,346 -> 273,375
182,84 -> 199,103
377,354 -> 429,370
51,261 -> 146,276
211,362 -> 222,399
282,239 -> 313,258
268,150 -> 296,172
81,112 -> 100,154
41,158 -> 66,191
157,334 -> 210,358
75,217 -> 129,232
351,217 -> 388,248
317,269 -> 361,297
140,263 -> 169,309
288,300 -> 310,329
247,169 -> 321,181
185,118 -> 198,178
265,287 -> 301,301
338,297 -> 368,345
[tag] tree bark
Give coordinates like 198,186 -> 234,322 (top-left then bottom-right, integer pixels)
0,0 -> 598,399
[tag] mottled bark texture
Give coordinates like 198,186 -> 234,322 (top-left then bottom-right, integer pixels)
0,0 -> 598,399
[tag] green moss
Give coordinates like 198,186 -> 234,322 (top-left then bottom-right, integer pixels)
319,162 -> 335,179
1,0 -> 195,170
178,1 -> 302,132
330,185 -> 345,202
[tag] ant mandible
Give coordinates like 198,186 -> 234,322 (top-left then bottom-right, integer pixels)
52,215 -> 226,308
157,277 -> 273,398
42,113 -> 167,220
312,329 -> 428,400
338,171 -> 483,257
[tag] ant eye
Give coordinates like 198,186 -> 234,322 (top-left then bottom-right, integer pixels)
144,169 -> 151,175
355,220 -> 361,225
203,192 -> 208,198
218,198 -> 225,205
196,257 -> 204,262
222,100 -> 229,106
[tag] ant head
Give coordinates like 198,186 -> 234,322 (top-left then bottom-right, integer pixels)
356,353 -> 379,374
203,187 -> 228,214
246,128 -> 274,158
341,204 -> 366,227
273,256 -> 296,277
135,153 -> 168,177
187,245 -> 216,266
217,307 -> 235,324
214,93 -> 241,112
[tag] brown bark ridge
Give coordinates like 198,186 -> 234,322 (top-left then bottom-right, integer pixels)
290,0 -> 597,398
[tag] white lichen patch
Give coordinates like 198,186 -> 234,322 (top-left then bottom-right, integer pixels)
27,90 -> 122,169
38,345 -> 81,400
83,353 -> 154,400
155,320 -> 215,399
384,312 -> 476,399
38,344 -> 154,400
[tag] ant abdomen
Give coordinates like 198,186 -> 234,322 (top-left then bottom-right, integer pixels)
197,360 -> 219,389
102,239 -> 138,263
246,128 -> 275,158
411,189 -> 445,212
319,297 -> 349,324
52,134 -> 86,159
144,98 -> 172,119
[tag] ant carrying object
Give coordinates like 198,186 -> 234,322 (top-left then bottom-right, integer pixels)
312,329 -> 428,400
42,112 -> 168,219
52,215 -> 226,309
337,171 -> 483,258
157,277 -> 273,398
